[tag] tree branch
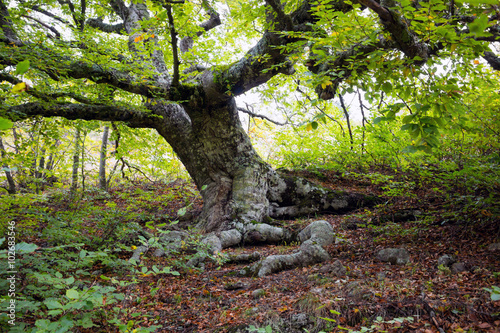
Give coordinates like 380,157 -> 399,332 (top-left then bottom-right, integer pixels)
0,46 -> 173,99
310,37 -> 395,100
22,15 -> 61,39
179,0 -> 221,53
18,0 -> 70,25
5,103 -> 159,129
265,0 -> 294,31
237,105 -> 287,126
86,18 -> 125,34
357,0 -> 429,65
0,0 -> 21,46
210,0 -> 353,98
166,4 -> 180,87
0,72 -> 96,104
483,51 -> 500,70
109,0 -> 128,21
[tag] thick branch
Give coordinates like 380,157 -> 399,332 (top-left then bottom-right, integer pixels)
210,0 -> 353,98
483,51 -> 500,70
5,103 -> 159,129
311,37 -> 395,100
109,0 -> 128,21
265,0 -> 294,31
86,18 -> 125,34
166,4 -> 180,86
357,0 -> 429,64
0,72 -> 96,104
179,0 -> 221,53
0,0 -> 21,45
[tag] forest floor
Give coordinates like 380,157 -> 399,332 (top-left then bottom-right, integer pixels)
4,168 -> 500,333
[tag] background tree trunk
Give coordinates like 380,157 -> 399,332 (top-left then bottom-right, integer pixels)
70,127 -> 81,197
0,136 -> 16,194
98,126 -> 109,191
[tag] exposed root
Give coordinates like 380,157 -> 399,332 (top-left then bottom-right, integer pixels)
130,220 -> 335,277
241,220 -> 335,277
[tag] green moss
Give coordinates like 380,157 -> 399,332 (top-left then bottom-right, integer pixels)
169,84 -> 199,102
212,61 -> 238,89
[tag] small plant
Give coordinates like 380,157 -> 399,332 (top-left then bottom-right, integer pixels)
248,324 -> 272,333
484,286 -> 500,301
437,264 -> 451,276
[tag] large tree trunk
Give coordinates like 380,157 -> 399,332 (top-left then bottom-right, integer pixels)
151,97 -> 373,234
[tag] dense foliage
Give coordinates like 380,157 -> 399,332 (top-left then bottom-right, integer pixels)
0,0 -> 499,331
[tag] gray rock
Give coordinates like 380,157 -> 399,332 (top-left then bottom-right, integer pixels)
154,230 -> 190,257
437,254 -> 456,267
310,287 -> 324,294
201,233 -> 222,254
331,260 -> 347,277
346,281 -> 362,297
488,243 -> 500,251
224,282 -> 248,290
252,289 -> 266,299
319,260 -> 346,277
160,230 -> 189,243
153,248 -> 165,257
451,262 -> 466,274
376,248 -> 410,265
130,245 -> 148,262
290,313 -> 310,329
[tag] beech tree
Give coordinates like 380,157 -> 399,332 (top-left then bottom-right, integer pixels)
0,0 -> 499,238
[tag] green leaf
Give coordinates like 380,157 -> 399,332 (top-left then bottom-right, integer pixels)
402,145 -> 419,154
401,124 -> 413,131
66,289 -> 80,299
47,309 -> 63,316
15,59 -> 30,76
35,319 -> 51,329
425,135 -> 440,147
456,0 -> 498,4
381,82 -> 392,94
44,299 -> 63,309
402,115 -> 415,124
0,117 -> 13,130
311,121 -> 318,130
16,242 -> 38,253
468,15 -> 492,37
56,316 -> 75,333
177,206 -> 187,216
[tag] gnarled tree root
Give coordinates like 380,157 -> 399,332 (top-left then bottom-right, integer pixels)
130,220 -> 335,277
239,220 -> 334,277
